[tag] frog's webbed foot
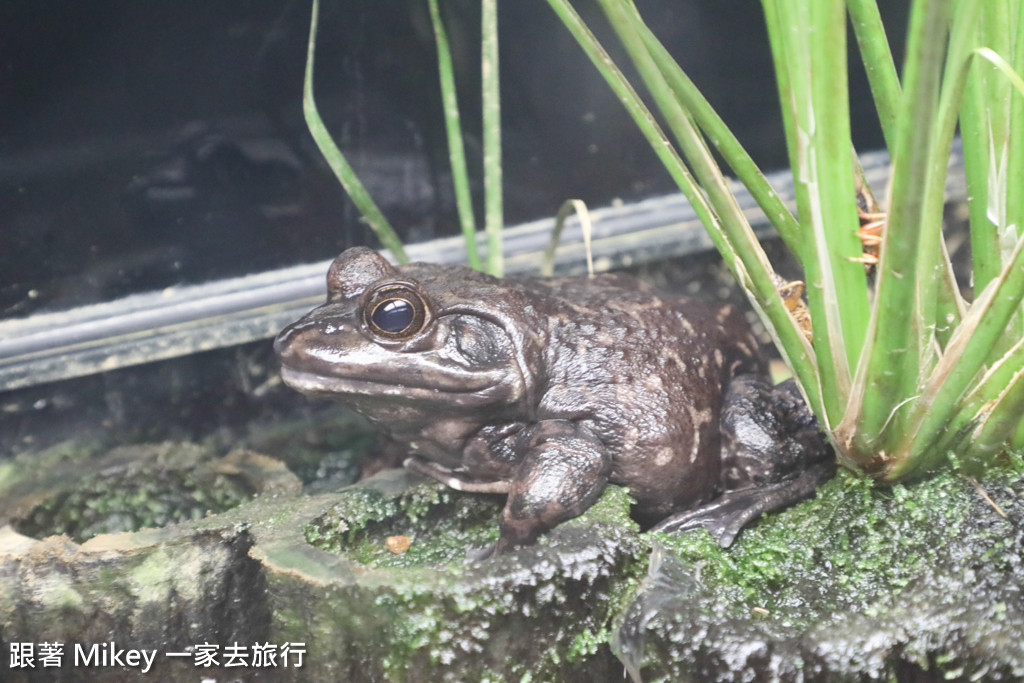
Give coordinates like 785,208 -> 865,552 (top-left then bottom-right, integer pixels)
650,461 -> 834,546
653,374 -> 835,546
719,375 -> 832,489
447,421 -> 612,560
406,420 -> 611,559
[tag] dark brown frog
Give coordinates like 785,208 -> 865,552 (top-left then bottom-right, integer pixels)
275,247 -> 833,555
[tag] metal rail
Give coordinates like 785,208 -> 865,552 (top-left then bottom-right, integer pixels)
0,147 -> 965,392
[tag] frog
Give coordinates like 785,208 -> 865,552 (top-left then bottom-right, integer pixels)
274,247 -> 834,555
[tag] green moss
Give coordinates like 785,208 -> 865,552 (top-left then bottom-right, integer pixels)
305,481 -> 646,570
45,580 -> 86,610
568,484 -> 640,532
655,460 -> 1024,628
16,466 -> 250,542
306,482 -> 496,566
2,442 -> 290,543
0,439 -> 105,494
303,480 -> 507,567
281,479 -> 648,680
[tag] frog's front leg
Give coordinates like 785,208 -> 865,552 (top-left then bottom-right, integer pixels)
653,375 -> 834,546
490,420 -> 612,555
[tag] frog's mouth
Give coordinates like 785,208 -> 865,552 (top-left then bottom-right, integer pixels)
278,363 -> 523,408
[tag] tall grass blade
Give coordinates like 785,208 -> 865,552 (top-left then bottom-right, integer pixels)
846,0 -> 902,150
892,233 -> 1024,478
846,0 -> 951,464
543,0 -> 822,413
894,0 -> 982,397
973,48 -> 1024,96
634,25 -> 803,259
960,3 -> 1013,296
481,0 -> 504,276
428,0 -> 480,270
604,0 -> 827,416
923,0 -> 981,349
540,199 -> 595,277
970,368 -> 1024,461
303,0 -> 408,263
762,0 -> 869,428
1008,4 -> 1024,448
938,335 -> 1024,464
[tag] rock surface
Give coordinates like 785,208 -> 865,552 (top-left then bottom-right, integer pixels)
615,464 -> 1024,682
1,437 -> 1022,681
0,441 -> 647,681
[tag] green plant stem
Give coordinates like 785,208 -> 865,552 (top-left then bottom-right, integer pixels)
960,3 -> 1012,297
1011,5 -> 1024,447
939,335 -> 1024,463
547,0 -> 1024,476
972,369 -> 1024,460
892,234 -> 1024,478
911,21 -> 1024,467
847,0 -> 951,466
481,0 -> 504,277
933,243 -> 966,349
635,25 -> 803,259
762,0 -> 868,428
846,0 -> 902,150
597,2 -> 742,233
923,0 -> 982,349
428,0 -> 480,270
303,0 -> 407,263
900,0 -> 982,385
1006,10 -> 1024,349
966,44 -> 1024,359
541,1 -> 714,235
1013,407 -> 1024,451
543,0 -> 822,413
1008,17 -> 1024,244
609,0 -> 825,416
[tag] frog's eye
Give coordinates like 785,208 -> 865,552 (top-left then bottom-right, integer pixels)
364,283 -> 428,340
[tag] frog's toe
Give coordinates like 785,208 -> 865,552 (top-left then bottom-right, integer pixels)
650,497 -> 747,547
652,461 -> 835,547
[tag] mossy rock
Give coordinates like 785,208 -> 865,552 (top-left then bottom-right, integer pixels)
3,436 -> 1024,682
0,441 -> 301,542
614,464 -> 1024,682
250,469 -> 648,682
0,465 -> 647,682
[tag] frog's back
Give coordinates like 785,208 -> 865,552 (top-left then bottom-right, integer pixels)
526,271 -> 765,516
521,272 -> 763,377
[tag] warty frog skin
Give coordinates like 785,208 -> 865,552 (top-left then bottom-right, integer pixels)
275,247 -> 833,556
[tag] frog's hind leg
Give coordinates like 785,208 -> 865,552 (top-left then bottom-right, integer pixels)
652,375 -> 834,546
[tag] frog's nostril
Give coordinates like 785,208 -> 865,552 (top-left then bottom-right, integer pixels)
273,326 -> 296,357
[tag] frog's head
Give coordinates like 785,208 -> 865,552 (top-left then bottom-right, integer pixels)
274,247 -> 539,418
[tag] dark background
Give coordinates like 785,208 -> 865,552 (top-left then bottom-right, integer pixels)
0,0 -> 905,319
0,1 -> 906,455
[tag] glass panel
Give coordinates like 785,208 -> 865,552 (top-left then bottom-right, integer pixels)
0,2 -> 810,319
